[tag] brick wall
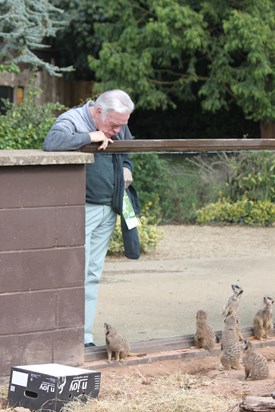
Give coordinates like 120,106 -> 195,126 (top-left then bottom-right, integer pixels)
0,151 -> 92,383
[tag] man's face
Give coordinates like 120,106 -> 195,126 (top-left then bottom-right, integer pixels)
96,108 -> 130,138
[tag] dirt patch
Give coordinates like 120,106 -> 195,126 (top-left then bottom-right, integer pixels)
1,345 -> 275,411
97,343 -> 275,406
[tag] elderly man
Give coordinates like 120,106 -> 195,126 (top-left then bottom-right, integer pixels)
43,89 -> 137,347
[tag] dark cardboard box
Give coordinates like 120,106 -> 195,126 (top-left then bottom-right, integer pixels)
8,363 -> 101,411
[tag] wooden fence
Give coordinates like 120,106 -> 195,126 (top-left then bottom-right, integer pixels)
80,138 -> 275,154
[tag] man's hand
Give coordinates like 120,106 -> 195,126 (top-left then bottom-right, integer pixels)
89,131 -> 113,150
123,167 -> 133,188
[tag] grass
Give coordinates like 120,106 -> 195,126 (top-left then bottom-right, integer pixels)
0,372 -> 239,412
63,372 -> 239,412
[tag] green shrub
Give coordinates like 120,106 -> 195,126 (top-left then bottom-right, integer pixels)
0,78 -> 66,149
0,63 -> 20,74
131,153 -> 168,224
196,197 -> 275,226
131,153 -> 216,224
108,216 -> 163,256
158,154 -> 218,223
189,151 -> 275,203
224,151 -> 275,202
130,151 -> 275,225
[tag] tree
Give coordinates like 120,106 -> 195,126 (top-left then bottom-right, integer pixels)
0,0 -> 72,75
49,0 -> 104,80
88,0 -> 275,137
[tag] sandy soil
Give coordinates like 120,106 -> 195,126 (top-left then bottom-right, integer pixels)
143,224 -> 275,261
94,224 -> 275,343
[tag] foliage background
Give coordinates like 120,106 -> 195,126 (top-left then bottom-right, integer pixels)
0,79 -> 66,149
87,0 -> 275,128
0,0 -> 274,255
48,0 -> 273,138
0,82 -> 274,234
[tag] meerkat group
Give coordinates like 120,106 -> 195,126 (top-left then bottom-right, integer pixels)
194,284 -> 273,380
102,283 -> 273,380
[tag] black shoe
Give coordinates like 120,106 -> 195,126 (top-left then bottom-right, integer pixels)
85,342 -> 96,347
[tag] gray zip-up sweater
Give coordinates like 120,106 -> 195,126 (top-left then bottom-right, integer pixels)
43,100 -> 133,210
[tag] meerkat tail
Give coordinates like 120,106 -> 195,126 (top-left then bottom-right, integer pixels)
127,352 -> 147,357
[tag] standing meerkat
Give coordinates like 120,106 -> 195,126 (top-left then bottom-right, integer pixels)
104,323 -> 146,362
253,296 -> 274,340
194,310 -> 217,351
242,339 -> 269,380
222,284 -> 244,341
220,314 -> 242,370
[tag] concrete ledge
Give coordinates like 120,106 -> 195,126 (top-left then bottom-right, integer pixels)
83,334 -> 275,371
0,149 -> 93,166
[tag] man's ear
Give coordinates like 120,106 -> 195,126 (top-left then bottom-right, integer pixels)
95,106 -> 102,118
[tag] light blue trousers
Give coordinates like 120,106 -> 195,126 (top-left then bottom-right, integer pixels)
84,204 -> 117,344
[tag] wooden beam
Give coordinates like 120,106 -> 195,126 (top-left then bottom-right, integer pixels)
80,138 -> 275,154
239,396 -> 275,411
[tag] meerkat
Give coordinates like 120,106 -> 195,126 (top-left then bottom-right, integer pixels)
242,339 -> 269,380
194,310 -> 217,351
253,296 -> 274,340
222,284 -> 244,341
220,314 -> 242,370
104,323 -> 146,362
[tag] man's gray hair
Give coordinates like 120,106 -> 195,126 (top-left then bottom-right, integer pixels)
94,89 -> 134,117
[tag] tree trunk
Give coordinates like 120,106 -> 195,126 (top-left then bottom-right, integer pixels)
239,396 -> 275,411
260,120 -> 275,138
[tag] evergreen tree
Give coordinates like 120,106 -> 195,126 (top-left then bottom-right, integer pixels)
49,0 -> 104,80
0,0 -> 72,75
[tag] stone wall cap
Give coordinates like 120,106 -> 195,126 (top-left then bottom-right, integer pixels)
0,149 -> 94,166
